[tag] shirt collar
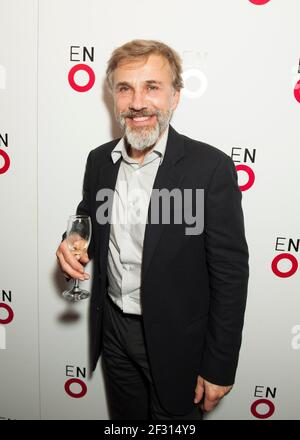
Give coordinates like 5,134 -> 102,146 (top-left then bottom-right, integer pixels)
111,125 -> 169,165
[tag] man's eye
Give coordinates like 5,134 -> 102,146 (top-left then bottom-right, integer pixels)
148,85 -> 159,91
119,86 -> 130,92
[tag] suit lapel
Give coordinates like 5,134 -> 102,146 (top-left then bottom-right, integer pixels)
141,126 -> 185,283
96,149 -> 122,276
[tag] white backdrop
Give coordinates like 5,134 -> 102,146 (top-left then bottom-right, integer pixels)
1,0 -> 300,420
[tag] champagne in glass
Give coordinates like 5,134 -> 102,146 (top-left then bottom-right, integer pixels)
62,214 -> 91,301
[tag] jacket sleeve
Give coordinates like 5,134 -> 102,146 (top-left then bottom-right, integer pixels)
199,154 -> 249,385
61,150 -> 95,261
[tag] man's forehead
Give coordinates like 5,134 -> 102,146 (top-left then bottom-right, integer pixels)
115,54 -> 170,76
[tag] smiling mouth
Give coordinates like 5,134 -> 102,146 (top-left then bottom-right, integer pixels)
126,115 -> 156,124
132,116 -> 151,121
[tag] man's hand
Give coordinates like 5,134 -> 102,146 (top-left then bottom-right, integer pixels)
194,375 -> 233,412
56,239 -> 90,281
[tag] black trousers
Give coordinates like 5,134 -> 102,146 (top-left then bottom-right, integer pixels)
101,293 -> 203,420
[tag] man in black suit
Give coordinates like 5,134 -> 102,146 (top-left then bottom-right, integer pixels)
56,40 -> 249,420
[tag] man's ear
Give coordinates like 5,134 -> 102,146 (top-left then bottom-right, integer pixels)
171,89 -> 180,110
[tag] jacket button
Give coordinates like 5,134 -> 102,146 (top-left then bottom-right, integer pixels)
96,306 -> 100,312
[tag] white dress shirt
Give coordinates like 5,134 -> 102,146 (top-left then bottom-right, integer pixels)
107,126 -> 169,315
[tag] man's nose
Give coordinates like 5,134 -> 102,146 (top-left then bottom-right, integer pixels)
129,90 -> 147,112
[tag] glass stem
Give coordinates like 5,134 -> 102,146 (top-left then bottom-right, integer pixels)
73,278 -> 81,293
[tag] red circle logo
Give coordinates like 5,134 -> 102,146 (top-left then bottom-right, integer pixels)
68,64 -> 95,92
0,303 -> 14,324
251,399 -> 275,419
0,149 -> 10,174
249,0 -> 271,5
64,378 -> 87,398
236,164 -> 255,191
294,80 -> 300,104
271,253 -> 298,278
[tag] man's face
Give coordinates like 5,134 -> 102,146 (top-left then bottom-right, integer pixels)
112,54 -> 180,150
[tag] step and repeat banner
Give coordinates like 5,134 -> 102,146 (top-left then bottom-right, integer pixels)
1,0 -> 299,420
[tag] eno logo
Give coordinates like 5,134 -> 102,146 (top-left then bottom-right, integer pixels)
68,46 -> 95,93
251,386 -> 276,419
293,58 -> 300,103
232,147 -> 256,191
0,133 -> 10,175
181,51 -> 208,99
64,365 -> 87,398
0,302 -> 14,324
271,238 -> 299,278
0,292 -> 14,350
294,80 -> 300,104
249,0 -> 271,5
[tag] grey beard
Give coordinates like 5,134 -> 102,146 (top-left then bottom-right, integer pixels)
117,110 -> 172,151
125,123 -> 160,151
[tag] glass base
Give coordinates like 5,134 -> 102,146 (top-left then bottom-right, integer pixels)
62,288 -> 90,302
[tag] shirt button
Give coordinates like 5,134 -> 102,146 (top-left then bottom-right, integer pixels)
124,264 -> 133,271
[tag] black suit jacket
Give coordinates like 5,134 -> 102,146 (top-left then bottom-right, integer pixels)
75,125 -> 249,415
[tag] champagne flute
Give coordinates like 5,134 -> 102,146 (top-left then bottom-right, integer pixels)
62,214 -> 91,302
